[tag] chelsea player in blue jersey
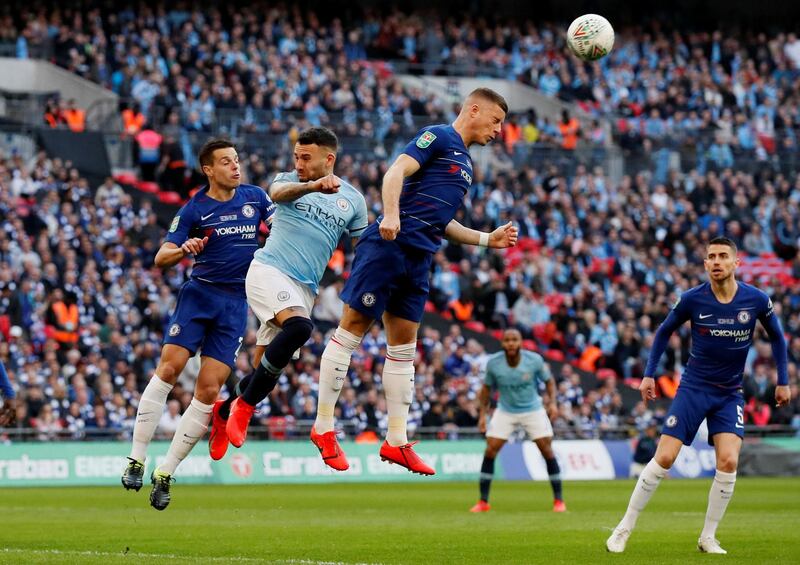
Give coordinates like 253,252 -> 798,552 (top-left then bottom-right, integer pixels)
121,139 -> 275,510
311,88 -> 519,474
607,237 -> 791,554
470,329 -> 566,513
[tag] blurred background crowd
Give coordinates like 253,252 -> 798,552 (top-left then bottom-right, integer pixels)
0,2 -> 798,443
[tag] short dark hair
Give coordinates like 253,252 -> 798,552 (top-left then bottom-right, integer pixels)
297,127 -> 338,151
468,88 -> 509,114
708,236 -> 737,253
198,139 -> 236,169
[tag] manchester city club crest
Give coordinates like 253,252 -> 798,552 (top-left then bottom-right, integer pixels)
277,290 -> 291,302
336,198 -> 350,211
242,204 -> 255,218
737,311 -> 751,324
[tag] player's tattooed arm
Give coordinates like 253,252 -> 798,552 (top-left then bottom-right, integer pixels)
444,220 -> 518,248
269,175 -> 341,202
478,384 -> 491,434
380,154 -> 420,240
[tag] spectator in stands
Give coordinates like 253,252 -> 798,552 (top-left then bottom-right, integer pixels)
62,99 -> 85,133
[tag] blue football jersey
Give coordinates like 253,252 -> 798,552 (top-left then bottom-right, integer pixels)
645,282 -> 786,391
165,184 -> 275,296
373,124 -> 473,253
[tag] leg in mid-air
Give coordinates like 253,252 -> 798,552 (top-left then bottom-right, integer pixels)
222,262 -> 317,450
149,355 -> 231,510
122,344 -> 191,491
208,348 -> 264,461
606,434 -> 682,552
470,436 -> 506,513
225,307 -> 314,448
311,304 -> 371,471
376,311 -> 434,476
534,435 -> 566,512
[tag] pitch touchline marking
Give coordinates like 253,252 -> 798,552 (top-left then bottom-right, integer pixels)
0,548 -> 384,565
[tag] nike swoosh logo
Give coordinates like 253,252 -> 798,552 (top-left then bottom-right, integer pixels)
201,213 -> 214,221
138,411 -> 154,416
183,433 -> 201,439
334,368 -> 347,372
454,151 -> 462,155
699,314 -> 713,319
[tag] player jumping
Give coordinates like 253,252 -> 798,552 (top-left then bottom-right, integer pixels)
606,237 -> 791,554
311,88 -> 518,475
470,328 -> 565,513
121,139 -> 275,510
217,127 -> 368,463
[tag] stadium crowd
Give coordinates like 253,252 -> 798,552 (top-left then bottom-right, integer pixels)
1,133 -> 799,444
7,3 -> 800,162
1,4 -> 799,443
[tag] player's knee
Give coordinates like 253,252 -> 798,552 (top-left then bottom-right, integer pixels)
716,454 -> 738,473
194,382 -> 221,404
281,316 -> 314,348
654,452 -> 676,470
156,363 -> 179,384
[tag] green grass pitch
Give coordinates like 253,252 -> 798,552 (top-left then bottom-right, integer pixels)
0,478 -> 798,564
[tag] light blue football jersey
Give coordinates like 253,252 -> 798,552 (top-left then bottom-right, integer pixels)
484,350 -> 551,413
253,171 -> 368,293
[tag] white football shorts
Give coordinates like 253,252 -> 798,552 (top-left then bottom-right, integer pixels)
246,260 -> 316,350
486,406 -> 553,441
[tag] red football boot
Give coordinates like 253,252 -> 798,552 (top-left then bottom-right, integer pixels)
469,500 -> 491,513
379,440 -> 435,475
553,499 -> 567,512
226,397 -> 255,448
310,426 -> 349,471
208,400 -> 229,461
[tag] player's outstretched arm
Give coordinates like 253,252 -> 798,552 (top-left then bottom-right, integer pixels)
269,175 -> 341,202
154,238 -> 208,269
379,154 -> 420,240
444,220 -> 518,248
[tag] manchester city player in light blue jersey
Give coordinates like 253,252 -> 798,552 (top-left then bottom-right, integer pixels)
607,237 -> 791,555
215,127 -> 368,461
311,88 -> 518,475
122,139 -> 275,510
470,328 -> 565,513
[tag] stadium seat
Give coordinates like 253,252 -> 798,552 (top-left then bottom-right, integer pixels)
157,191 -> 183,205
136,181 -> 160,194
596,368 -> 617,380
464,320 -> 486,333
114,172 -> 138,185
544,349 -> 565,361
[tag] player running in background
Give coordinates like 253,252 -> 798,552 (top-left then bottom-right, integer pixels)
311,88 -> 518,475
470,328 -> 565,513
121,139 -> 274,510
0,360 -> 16,426
606,237 -> 791,554
217,127 -> 368,462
